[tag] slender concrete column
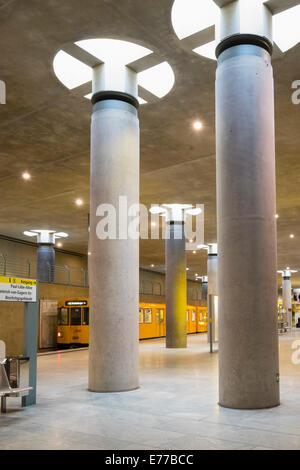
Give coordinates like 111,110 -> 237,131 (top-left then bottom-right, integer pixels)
88,64 -> 139,392
216,1 -> 280,409
207,244 -> 218,344
165,206 -> 187,349
37,244 -> 55,282
207,244 -> 218,297
281,271 -> 293,329
201,276 -> 208,301
24,230 -> 68,282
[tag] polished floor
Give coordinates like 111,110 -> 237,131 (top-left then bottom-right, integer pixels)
1,331 -> 300,450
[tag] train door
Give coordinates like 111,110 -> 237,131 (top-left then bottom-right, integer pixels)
139,308 -> 144,339
70,306 -> 82,344
191,308 -> 197,333
186,309 -> 190,333
143,308 -> 154,338
81,306 -> 89,344
156,308 -> 166,337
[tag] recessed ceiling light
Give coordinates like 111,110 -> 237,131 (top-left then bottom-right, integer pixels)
151,222 -> 156,227
189,239 -> 194,243
186,268 -> 190,271
56,242 -> 63,248
193,251 -> 197,254
22,172 -> 31,180
193,121 -> 203,131
275,214 -> 279,219
76,199 -> 83,206
290,234 -> 295,239
151,264 -> 155,268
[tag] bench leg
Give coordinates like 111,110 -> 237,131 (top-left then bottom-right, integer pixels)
1,396 -> 6,413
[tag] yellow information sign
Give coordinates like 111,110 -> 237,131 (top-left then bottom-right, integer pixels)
0,277 -> 37,302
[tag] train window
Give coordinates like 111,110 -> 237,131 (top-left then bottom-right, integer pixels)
71,307 -> 81,326
199,311 -> 203,321
144,308 -> 152,324
139,309 -> 144,324
83,307 -> 89,326
58,307 -> 69,326
186,310 -> 189,322
192,310 -> 196,322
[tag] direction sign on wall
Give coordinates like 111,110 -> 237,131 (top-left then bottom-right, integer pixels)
0,277 -> 37,302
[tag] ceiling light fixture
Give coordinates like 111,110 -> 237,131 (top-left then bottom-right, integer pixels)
193,121 -> 203,131
22,172 -> 31,181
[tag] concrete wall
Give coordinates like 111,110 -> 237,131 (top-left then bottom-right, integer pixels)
0,237 -> 87,274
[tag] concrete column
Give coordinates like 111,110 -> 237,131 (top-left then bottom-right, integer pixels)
216,1 -> 280,409
37,245 -> 55,282
207,244 -> 218,345
88,63 -> 139,392
207,244 -> 218,297
281,271 -> 293,329
36,232 -> 55,282
24,230 -> 68,282
201,276 -> 208,301
165,206 -> 187,349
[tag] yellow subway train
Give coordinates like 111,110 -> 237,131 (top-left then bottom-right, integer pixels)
57,298 -> 208,348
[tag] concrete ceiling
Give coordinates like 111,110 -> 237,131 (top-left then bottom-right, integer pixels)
0,0 -> 299,285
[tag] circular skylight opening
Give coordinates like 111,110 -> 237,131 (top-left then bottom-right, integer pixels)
53,38 -> 175,104
171,0 -> 300,61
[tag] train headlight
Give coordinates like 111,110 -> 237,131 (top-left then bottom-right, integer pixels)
57,332 -> 63,338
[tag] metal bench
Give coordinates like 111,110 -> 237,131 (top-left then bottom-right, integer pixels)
0,360 -> 33,413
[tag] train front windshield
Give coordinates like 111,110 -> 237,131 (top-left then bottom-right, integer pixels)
58,307 -> 69,326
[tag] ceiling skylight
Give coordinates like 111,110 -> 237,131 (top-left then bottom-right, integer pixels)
54,39 -> 175,103
171,0 -> 299,61
273,5 -> 300,53
138,62 -> 175,98
193,41 -> 216,61
171,0 -> 218,40
53,50 -> 92,89
75,39 -> 152,65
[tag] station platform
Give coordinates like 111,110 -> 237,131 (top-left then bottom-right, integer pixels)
1,332 -> 300,450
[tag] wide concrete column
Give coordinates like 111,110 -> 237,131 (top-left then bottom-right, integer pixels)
165,206 -> 187,349
216,0 -> 280,409
281,270 -> 293,329
88,63 -> 139,392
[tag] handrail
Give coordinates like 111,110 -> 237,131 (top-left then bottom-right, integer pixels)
0,253 -> 87,288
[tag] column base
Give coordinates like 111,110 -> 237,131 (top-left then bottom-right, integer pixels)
88,386 -> 140,394
218,401 -> 280,411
